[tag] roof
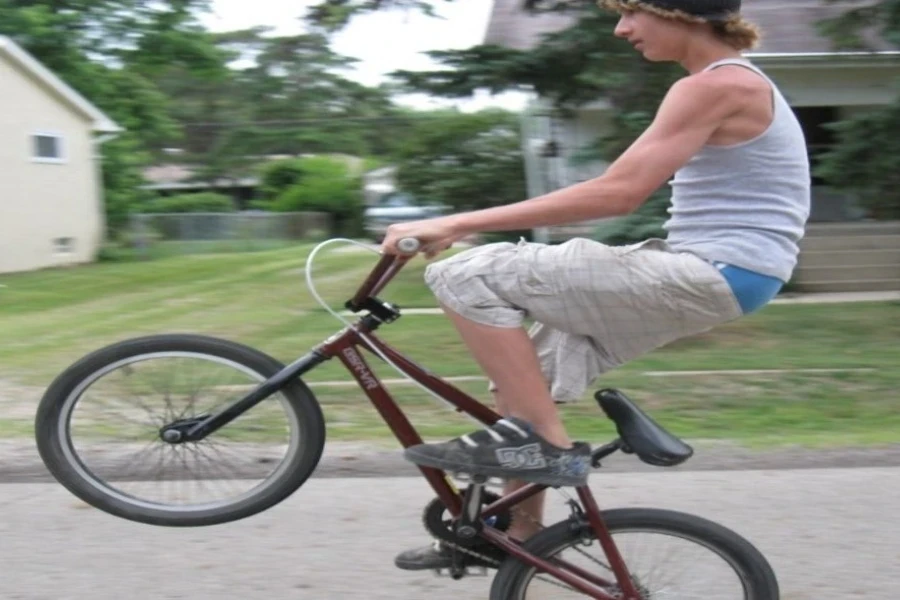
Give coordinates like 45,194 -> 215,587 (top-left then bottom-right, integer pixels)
484,0 -> 900,56
0,36 -> 123,133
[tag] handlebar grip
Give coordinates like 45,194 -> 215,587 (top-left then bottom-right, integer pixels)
397,238 -> 421,254
347,238 -> 419,310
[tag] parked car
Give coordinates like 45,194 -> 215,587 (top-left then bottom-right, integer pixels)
364,192 -> 448,242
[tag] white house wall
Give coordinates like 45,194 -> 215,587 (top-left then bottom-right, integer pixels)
764,65 -> 900,107
0,56 -> 103,274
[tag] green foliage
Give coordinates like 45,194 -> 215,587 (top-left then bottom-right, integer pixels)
392,109 -> 527,212
173,29 -> 405,175
388,3 -> 682,163
815,0 -> 900,219
265,157 -> 364,236
99,136 -> 156,236
592,190 -> 671,245
306,0 -> 447,32
257,159 -> 308,202
814,96 -> 900,219
817,0 -> 900,49
142,192 -> 237,214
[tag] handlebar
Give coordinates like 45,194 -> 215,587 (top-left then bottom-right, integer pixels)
396,238 -> 421,254
346,237 -> 421,311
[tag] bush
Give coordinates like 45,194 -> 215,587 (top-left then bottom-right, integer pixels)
268,157 -> 364,237
257,159 -> 307,202
95,242 -> 139,262
592,190 -> 671,245
142,192 -> 236,214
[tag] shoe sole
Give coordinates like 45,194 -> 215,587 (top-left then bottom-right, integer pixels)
394,558 -> 453,571
403,447 -> 587,488
394,556 -> 499,571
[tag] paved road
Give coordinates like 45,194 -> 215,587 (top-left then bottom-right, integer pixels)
1,466 -> 897,599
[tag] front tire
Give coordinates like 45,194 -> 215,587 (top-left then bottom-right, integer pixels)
490,507 -> 779,599
34,334 -> 326,527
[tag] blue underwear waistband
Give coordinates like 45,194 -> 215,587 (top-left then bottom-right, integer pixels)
711,261 -> 784,315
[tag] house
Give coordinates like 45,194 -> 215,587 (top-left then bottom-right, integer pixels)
485,0 -> 900,291
0,36 -> 122,275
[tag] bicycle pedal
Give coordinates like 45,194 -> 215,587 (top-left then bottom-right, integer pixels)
452,472 -> 502,487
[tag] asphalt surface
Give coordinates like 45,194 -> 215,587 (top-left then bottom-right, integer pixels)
0,443 -> 898,599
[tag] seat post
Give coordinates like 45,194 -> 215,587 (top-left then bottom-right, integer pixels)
590,438 -> 624,467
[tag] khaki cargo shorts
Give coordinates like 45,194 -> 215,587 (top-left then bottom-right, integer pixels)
423,237 -> 743,402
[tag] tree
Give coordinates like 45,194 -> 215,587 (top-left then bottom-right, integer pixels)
159,27 -> 407,184
816,0 -> 900,48
310,0 -> 682,161
814,0 -> 900,218
390,109 -> 527,212
306,0 -> 452,32
258,157 -> 365,236
309,0 -> 681,243
0,0 -> 225,235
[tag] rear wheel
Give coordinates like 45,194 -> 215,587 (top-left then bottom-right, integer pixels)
490,508 -> 779,599
34,334 -> 326,527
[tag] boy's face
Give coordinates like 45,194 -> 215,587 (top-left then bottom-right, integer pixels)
613,9 -> 688,62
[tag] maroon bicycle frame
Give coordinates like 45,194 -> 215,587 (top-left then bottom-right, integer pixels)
313,252 -> 643,600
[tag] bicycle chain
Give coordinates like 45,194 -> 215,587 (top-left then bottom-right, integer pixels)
424,489 -> 603,594
428,486 -> 641,598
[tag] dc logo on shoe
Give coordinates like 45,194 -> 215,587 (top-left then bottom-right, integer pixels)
495,443 -> 548,469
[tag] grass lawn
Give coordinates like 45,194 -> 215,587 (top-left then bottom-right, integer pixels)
1,242 -> 898,448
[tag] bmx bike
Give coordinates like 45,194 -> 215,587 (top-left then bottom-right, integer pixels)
34,237 -> 779,599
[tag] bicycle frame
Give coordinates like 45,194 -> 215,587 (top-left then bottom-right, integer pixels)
183,249 -> 642,600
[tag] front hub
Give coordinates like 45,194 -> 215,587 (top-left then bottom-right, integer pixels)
159,415 -> 209,444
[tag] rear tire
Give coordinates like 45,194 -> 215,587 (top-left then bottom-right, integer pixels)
34,334 -> 326,527
490,507 -> 779,599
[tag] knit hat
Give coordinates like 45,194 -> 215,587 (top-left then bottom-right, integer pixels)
599,0 -> 742,22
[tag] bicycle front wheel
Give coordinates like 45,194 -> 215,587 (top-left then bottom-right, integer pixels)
490,507 -> 779,599
35,334 -> 326,527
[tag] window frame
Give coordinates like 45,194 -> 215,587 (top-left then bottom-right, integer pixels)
30,131 -> 67,164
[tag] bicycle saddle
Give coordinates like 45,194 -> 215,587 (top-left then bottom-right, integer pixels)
594,389 -> 694,467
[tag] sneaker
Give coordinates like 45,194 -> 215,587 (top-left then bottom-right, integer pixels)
394,540 -> 504,571
403,417 -> 592,487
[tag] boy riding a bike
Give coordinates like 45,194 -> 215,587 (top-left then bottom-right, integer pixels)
383,0 -> 811,571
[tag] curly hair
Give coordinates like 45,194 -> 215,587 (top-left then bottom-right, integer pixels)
598,0 -> 762,51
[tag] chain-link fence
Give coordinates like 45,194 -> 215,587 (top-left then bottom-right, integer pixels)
128,211 -> 332,258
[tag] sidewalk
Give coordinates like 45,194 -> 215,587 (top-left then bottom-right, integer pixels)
769,290 -> 900,305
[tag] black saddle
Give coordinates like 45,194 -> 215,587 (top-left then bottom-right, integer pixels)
595,389 -> 693,467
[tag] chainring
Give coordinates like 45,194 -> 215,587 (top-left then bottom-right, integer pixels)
422,488 -> 513,547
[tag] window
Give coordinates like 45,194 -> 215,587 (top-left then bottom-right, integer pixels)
52,237 -> 75,256
791,106 -> 838,186
31,133 -> 65,163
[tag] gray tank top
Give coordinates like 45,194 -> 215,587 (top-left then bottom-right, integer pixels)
663,58 -> 811,282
